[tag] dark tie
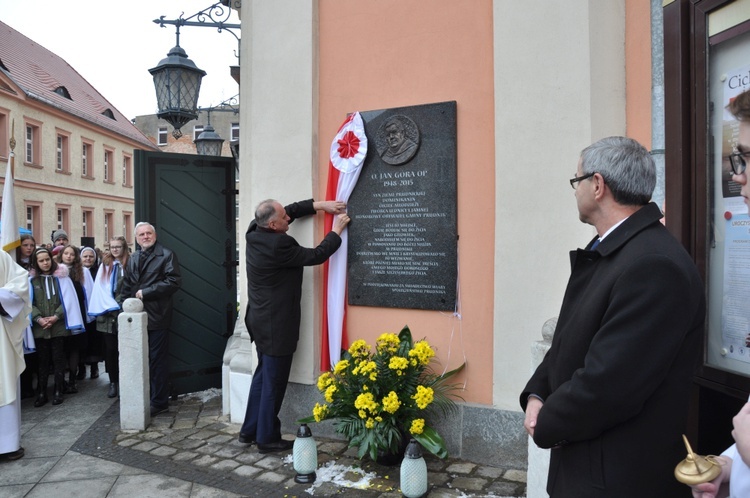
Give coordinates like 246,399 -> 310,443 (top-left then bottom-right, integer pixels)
590,239 -> 601,250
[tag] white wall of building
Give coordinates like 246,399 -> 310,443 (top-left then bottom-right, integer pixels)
239,0 -> 320,383
492,0 -> 626,410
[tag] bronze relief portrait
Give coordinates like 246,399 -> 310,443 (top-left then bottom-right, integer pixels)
375,115 -> 420,166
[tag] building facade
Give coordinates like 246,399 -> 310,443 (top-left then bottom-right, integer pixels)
133,107 -> 239,158
219,0 -> 661,472
0,21 -> 157,251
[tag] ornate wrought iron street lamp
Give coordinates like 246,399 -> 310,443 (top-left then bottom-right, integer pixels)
194,120 -> 224,156
150,1 -> 240,139
193,94 -> 239,156
149,34 -> 206,140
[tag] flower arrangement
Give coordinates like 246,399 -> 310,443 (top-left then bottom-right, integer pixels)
300,325 -> 464,461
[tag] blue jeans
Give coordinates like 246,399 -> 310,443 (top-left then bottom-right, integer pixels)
240,351 -> 293,444
148,329 -> 170,409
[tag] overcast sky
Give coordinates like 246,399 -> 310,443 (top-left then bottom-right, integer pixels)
0,0 -> 240,120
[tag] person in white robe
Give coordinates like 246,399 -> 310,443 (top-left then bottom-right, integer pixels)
0,250 -> 32,461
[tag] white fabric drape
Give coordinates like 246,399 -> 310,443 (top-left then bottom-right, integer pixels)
326,112 -> 367,366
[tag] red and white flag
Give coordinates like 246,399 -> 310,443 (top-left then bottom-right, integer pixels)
321,112 -> 367,370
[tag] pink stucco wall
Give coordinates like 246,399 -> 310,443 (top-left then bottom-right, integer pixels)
625,0 -> 652,149
318,0 -> 496,404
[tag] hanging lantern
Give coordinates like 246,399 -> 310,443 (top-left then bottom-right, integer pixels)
149,43 -> 206,139
293,424 -> 317,484
194,123 -> 225,156
400,439 -> 428,498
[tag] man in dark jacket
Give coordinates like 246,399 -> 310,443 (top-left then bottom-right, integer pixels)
121,222 -> 182,417
521,136 -> 704,497
240,198 -> 349,453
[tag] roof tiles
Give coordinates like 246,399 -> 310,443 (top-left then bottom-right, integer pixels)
0,21 -> 156,149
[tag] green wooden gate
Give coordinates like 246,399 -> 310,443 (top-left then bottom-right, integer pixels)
134,150 -> 237,396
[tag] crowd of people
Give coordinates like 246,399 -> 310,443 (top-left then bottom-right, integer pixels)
17,229 -> 129,408
1,221 -> 181,463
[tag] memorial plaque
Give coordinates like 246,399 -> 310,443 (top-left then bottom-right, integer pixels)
348,101 -> 457,311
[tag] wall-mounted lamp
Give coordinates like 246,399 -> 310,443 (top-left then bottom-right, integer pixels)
151,1 -> 240,139
149,39 -> 205,140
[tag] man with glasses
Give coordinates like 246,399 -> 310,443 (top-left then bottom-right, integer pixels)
521,136 -> 705,497
688,89 -> 750,498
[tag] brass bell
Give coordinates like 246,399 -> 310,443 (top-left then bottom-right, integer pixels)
674,434 -> 722,485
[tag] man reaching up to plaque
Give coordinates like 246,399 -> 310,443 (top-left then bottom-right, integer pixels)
240,199 -> 349,453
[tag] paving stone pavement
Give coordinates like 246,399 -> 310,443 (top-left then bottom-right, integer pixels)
1,369 -> 527,497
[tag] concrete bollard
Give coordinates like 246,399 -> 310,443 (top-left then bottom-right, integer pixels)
118,298 -> 150,430
527,317 -> 556,498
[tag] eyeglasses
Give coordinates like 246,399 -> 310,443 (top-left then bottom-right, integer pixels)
729,150 -> 750,175
110,245 -> 123,250
570,172 -> 595,189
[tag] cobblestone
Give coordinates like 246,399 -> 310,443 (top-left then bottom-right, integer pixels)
151,446 -> 179,457
256,471 -> 287,483
171,450 -> 199,462
132,441 -> 159,452
71,392 -> 527,497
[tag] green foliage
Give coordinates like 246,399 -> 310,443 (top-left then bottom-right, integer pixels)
302,325 -> 464,460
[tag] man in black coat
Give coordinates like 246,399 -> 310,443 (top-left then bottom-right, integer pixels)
121,222 -> 182,417
521,137 -> 704,497
240,198 -> 349,453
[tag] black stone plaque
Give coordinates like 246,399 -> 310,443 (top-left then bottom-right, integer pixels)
347,101 -> 457,311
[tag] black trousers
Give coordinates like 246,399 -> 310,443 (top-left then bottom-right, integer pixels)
20,352 -> 38,394
148,329 -> 170,409
103,333 -> 119,384
36,337 -> 66,388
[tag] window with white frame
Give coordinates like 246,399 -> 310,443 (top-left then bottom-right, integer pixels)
82,209 -> 94,237
104,211 -> 114,241
56,131 -> 70,173
82,140 -> 93,177
231,122 -> 239,141
0,110 -> 8,159
57,136 -> 63,170
193,125 -> 204,141
56,206 -> 69,232
25,204 -> 40,241
104,148 -> 114,183
24,122 -> 40,164
25,126 -> 32,163
123,212 -> 132,242
158,126 -> 168,146
122,154 -> 132,187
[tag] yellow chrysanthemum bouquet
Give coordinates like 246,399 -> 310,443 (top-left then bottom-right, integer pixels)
300,325 -> 464,461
